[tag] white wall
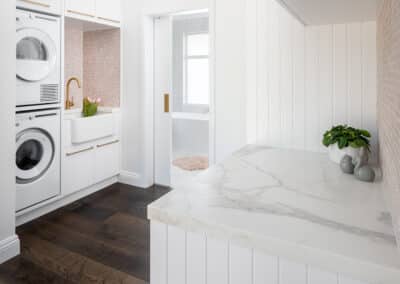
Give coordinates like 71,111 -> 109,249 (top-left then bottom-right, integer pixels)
247,0 -> 377,159
121,0 -> 248,186
214,0 -> 247,162
173,119 -> 209,158
0,0 -> 20,263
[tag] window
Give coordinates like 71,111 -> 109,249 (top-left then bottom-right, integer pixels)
184,33 -> 209,105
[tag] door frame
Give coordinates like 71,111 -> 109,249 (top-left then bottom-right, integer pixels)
142,4 -> 216,186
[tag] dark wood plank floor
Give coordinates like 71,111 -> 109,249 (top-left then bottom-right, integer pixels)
0,183 -> 170,284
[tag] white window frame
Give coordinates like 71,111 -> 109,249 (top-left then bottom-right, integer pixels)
183,31 -> 210,106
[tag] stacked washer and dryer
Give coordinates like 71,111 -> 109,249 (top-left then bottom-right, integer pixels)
15,8 -> 61,212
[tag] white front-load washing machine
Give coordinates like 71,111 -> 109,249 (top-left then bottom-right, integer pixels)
16,9 -> 61,108
16,109 -> 61,212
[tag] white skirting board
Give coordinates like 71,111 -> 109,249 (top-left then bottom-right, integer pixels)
0,235 -> 20,264
150,221 -> 368,284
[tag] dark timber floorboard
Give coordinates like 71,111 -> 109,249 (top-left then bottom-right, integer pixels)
0,183 -> 170,284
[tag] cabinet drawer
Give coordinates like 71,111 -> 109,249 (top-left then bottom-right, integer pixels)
17,0 -> 61,15
94,140 -> 120,184
62,146 -> 95,196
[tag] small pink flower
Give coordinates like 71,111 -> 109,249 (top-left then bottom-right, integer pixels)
96,98 -> 102,104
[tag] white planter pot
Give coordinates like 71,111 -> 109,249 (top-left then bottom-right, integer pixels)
328,144 -> 362,164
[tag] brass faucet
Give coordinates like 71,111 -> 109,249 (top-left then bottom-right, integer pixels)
65,77 -> 81,110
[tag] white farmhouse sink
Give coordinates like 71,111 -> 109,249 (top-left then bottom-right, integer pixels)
65,110 -> 115,144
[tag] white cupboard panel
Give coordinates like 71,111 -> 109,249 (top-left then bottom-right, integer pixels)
94,140 -> 120,184
150,221 -> 167,284
187,231 -> 206,284
65,0 -> 96,17
150,222 -> 369,284
167,226 -> 186,284
253,251 -> 278,284
308,267 -> 338,284
339,275 -> 369,284
207,238 -> 229,284
62,146 -> 95,196
279,259 -> 307,284
229,245 -> 253,284
17,0 -> 61,15
96,0 -> 121,23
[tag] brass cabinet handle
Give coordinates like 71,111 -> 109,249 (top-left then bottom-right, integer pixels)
164,93 -> 170,113
97,140 -> 120,148
66,147 -> 94,157
98,16 -> 120,24
20,0 -> 50,8
67,9 -> 95,18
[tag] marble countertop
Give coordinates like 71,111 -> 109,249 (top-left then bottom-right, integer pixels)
148,146 -> 400,283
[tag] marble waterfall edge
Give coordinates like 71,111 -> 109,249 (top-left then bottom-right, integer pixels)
148,145 -> 400,283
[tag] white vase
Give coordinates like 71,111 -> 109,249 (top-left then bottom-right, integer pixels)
328,144 -> 362,164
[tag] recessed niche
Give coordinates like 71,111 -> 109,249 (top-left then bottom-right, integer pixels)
64,18 -> 121,108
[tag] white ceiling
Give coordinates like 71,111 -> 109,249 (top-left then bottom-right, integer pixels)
280,0 -> 377,25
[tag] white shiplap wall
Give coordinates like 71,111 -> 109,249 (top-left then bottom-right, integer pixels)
246,0 -> 377,158
150,221 -> 368,284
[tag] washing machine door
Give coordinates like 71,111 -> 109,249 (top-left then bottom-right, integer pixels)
16,28 -> 57,82
16,129 -> 55,184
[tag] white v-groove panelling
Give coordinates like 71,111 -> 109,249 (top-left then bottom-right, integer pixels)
151,222 -> 368,284
246,0 -> 377,160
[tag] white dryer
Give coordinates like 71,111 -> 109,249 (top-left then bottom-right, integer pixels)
16,109 -> 61,212
16,9 -> 61,108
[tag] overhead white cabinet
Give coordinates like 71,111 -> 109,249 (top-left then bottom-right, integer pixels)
17,0 -> 62,15
64,0 -> 121,26
96,0 -> 121,23
65,0 -> 96,18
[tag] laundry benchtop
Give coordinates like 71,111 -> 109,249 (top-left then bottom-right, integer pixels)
148,145 -> 400,284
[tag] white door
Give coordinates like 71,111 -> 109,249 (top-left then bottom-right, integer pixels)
154,16 -> 173,187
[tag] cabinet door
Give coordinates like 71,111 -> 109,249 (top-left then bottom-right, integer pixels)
62,146 -> 95,196
65,0 -> 96,18
96,0 -> 121,23
94,140 -> 120,184
17,0 -> 61,15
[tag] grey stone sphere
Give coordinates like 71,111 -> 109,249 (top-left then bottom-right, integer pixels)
340,155 -> 355,174
355,166 -> 376,183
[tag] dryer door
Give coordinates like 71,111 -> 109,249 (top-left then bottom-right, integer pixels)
16,129 -> 55,184
16,28 -> 57,82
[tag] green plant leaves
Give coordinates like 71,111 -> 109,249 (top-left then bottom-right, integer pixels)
322,125 -> 371,150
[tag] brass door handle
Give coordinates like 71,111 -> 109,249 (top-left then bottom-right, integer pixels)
164,93 -> 170,113
97,140 -> 120,148
66,147 -> 94,157
20,0 -> 50,8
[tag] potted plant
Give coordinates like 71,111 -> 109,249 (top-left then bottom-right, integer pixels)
322,125 -> 371,164
82,97 -> 101,117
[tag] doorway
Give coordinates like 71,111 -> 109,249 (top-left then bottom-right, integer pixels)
153,11 -> 213,188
